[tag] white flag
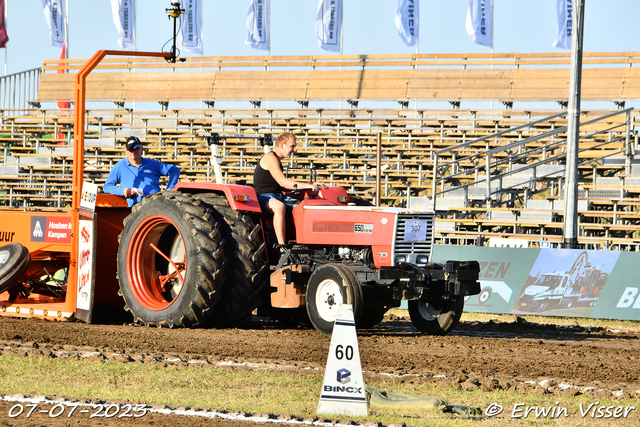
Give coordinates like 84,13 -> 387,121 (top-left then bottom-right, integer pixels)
316,0 -> 342,52
395,0 -> 419,48
41,0 -> 66,48
552,0 -> 572,49
177,0 -> 203,54
110,0 -> 136,50
465,0 -> 492,47
245,0 -> 270,50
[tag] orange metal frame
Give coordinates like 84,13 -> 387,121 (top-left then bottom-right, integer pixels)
0,50 -> 170,321
67,50 -> 171,318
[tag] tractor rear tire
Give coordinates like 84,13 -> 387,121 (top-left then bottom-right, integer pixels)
306,263 -> 363,336
117,192 -> 225,328
0,243 -> 30,294
408,297 -> 464,335
196,193 -> 267,328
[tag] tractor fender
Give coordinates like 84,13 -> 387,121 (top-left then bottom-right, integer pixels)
174,182 -> 261,212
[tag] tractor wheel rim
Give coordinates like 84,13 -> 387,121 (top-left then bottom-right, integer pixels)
127,215 -> 186,311
416,301 -> 441,320
315,278 -> 344,323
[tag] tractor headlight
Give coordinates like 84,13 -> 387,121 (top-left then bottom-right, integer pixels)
234,194 -> 251,202
395,255 -> 406,264
416,255 -> 429,265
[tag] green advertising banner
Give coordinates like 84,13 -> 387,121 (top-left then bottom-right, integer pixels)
432,245 -> 635,321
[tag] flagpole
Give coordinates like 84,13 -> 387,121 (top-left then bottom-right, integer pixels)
64,0 -> 69,58
266,0 -> 270,109
4,0 -> 7,76
268,0 -> 271,56
133,0 -> 137,111
201,0 -> 204,62
340,1 -> 343,56
414,0 -> 419,110
339,1 -> 343,109
490,0 -> 494,110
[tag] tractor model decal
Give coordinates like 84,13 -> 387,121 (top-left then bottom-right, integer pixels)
312,222 -> 374,233
353,224 -> 373,233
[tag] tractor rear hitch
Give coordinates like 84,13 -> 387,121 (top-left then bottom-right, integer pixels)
380,260 -> 480,301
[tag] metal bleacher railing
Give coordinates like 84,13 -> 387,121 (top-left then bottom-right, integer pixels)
423,108 -> 639,250
431,108 -> 635,207
0,68 -> 41,113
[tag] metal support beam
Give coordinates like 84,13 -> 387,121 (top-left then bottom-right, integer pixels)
562,0 -> 585,249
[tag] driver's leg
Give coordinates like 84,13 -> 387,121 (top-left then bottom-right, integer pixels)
267,198 -> 287,246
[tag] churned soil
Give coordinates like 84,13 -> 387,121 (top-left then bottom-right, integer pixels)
0,313 -> 638,426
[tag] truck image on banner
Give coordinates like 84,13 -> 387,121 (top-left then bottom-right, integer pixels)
513,249 -> 619,316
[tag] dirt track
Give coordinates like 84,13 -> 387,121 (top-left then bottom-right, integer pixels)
0,313 -> 639,426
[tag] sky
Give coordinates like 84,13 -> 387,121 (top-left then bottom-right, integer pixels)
4,0 -> 640,110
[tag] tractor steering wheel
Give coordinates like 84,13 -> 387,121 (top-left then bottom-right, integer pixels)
283,188 -> 303,200
283,188 -> 320,202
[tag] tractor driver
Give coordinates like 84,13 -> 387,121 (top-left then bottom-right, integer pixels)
103,136 -> 181,207
253,132 -> 326,249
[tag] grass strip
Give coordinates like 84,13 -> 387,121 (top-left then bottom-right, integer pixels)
0,354 -> 638,426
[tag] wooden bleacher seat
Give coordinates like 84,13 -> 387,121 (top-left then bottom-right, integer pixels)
37,52 -> 640,105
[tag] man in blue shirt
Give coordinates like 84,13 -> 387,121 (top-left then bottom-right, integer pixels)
103,136 -> 181,207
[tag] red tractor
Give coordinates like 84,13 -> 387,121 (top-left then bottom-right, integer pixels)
0,51 -> 480,336
113,129 -> 480,335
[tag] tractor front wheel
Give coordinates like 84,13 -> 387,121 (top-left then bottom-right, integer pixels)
408,297 -> 464,335
117,192 -> 225,328
306,263 -> 363,336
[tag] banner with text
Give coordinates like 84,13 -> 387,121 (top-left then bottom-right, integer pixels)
177,0 -> 203,54
245,0 -> 269,51
110,0 -> 136,50
465,0 -> 491,47
316,0 -> 342,52
395,0 -> 419,48
41,0 -> 66,48
552,0 -> 572,49
432,245 -> 639,321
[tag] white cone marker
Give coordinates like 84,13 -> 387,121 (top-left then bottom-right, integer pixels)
317,304 -> 368,417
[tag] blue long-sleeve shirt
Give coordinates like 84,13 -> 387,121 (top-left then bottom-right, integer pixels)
103,157 -> 180,207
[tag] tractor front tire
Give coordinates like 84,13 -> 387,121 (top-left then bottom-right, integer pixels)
306,263 -> 363,336
408,297 -> 464,335
196,193 -> 267,328
117,192 -> 225,328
